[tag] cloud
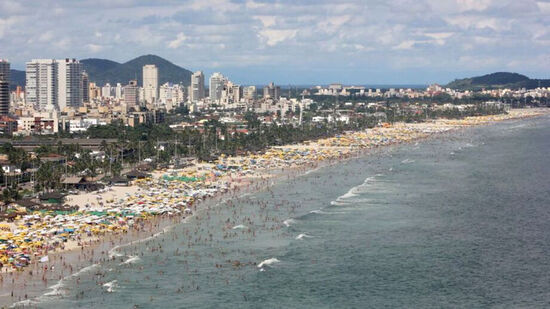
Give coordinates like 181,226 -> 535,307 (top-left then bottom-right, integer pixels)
87,44 -> 104,53
0,0 -> 548,83
168,32 -> 187,49
253,16 -> 276,27
259,29 -> 297,46
456,0 -> 493,12
393,40 -> 417,50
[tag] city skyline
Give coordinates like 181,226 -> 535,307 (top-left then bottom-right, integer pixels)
1,0 -> 549,85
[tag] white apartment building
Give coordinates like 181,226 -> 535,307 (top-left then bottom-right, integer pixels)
115,83 -> 123,99
209,72 -> 226,103
143,64 -> 158,103
26,59 -> 83,110
102,83 -> 112,98
190,71 -> 204,102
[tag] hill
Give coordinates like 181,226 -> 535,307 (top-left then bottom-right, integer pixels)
81,54 -> 192,86
9,69 -> 25,90
80,58 -> 120,79
446,72 -> 550,90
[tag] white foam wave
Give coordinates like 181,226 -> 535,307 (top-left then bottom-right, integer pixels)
43,281 -> 64,297
401,158 -> 415,164
120,255 -> 141,265
258,258 -> 280,268
330,200 -> 350,206
296,233 -> 313,240
103,280 -> 118,293
232,224 -> 247,230
283,219 -> 296,227
10,299 -> 37,307
109,250 -> 124,258
22,263 -> 101,306
309,209 -> 329,214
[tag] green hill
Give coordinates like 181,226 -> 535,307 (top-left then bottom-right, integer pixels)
9,69 -> 25,90
81,54 -> 193,86
446,72 -> 550,90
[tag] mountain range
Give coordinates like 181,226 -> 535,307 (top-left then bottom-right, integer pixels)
8,54 -> 193,89
445,72 -> 550,90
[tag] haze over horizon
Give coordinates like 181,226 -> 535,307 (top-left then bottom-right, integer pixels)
1,0 -> 549,85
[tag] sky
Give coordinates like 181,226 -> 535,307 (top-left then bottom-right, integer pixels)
1,0 -> 549,85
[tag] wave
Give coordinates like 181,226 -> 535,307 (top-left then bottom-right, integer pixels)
258,258 -> 280,268
17,263 -> 101,307
339,186 -> 360,199
330,200 -> 350,206
283,219 -> 296,227
309,209 -> 346,215
301,166 -> 322,176
401,158 -> 415,164
103,280 -> 118,293
296,233 -> 314,240
232,224 -> 247,230
120,255 -> 141,265
42,281 -> 65,297
108,250 -> 124,258
309,209 -> 329,215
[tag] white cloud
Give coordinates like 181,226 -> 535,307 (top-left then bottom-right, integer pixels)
456,0 -> 493,12
168,32 -> 187,49
87,44 -> 104,53
259,29 -> 298,46
0,16 -> 19,39
393,40 -> 416,50
253,16 -> 276,27
537,1 -> 550,13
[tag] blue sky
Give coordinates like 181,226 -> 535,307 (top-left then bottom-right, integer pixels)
1,0 -> 549,85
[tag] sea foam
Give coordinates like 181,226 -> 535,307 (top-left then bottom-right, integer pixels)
258,258 -> 280,268
283,219 -> 296,227
296,233 -> 314,240
103,280 -> 118,293
120,256 -> 141,265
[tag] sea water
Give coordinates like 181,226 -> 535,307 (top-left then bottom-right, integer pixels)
24,114 -> 550,308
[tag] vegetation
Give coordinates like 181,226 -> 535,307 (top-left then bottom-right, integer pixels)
446,72 -> 550,90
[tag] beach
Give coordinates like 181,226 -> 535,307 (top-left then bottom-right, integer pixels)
1,108 -> 549,307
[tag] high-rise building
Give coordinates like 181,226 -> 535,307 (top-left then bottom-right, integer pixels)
0,59 -> 9,83
82,72 -> 89,103
143,64 -> 158,103
102,83 -> 112,98
57,58 -> 83,110
209,72 -> 226,103
124,80 -> 139,107
89,82 -> 100,100
115,83 -> 123,99
26,59 -> 58,110
26,59 -> 83,110
0,59 -> 10,116
243,86 -> 256,101
263,82 -> 281,100
232,84 -> 242,103
0,80 -> 9,116
190,71 -> 204,102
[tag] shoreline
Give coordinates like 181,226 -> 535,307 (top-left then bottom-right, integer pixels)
2,108 -> 549,307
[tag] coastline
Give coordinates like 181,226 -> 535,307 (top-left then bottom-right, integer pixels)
2,108 -> 549,307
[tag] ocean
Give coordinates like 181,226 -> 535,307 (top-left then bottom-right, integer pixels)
22,114 -> 550,308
